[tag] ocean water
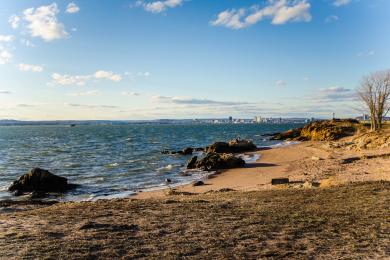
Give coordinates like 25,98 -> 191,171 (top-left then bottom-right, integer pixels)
0,123 -> 303,201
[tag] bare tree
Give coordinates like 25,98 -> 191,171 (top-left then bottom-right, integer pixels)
357,70 -> 390,131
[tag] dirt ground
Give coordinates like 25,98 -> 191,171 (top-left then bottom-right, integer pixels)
0,181 -> 389,259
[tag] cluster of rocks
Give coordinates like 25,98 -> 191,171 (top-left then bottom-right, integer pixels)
182,138 -> 256,171
271,119 -> 359,142
187,153 -> 245,171
8,168 -> 77,197
161,147 -> 203,155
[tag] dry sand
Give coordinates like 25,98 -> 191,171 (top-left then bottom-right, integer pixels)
135,140 -> 390,199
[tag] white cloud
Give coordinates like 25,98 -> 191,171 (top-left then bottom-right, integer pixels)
211,0 -> 311,29
151,95 -> 248,106
309,86 -> 358,102
50,70 -> 123,86
0,50 -> 12,65
136,0 -> 183,13
94,70 -> 122,82
23,3 -> 68,41
0,90 -> 11,94
66,2 -> 80,14
18,63 -> 43,72
325,15 -> 339,23
66,90 -> 99,96
333,0 -> 352,7
51,73 -> 91,86
276,80 -> 286,87
122,91 -> 140,96
8,15 -> 20,29
0,35 -> 15,42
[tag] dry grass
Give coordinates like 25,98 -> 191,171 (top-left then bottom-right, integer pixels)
0,181 -> 389,259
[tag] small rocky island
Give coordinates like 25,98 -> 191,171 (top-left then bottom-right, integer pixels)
8,168 -> 77,197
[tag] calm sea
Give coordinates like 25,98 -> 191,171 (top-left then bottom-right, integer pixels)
0,123 -> 303,201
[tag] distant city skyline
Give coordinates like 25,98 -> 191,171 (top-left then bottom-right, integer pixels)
0,0 -> 389,120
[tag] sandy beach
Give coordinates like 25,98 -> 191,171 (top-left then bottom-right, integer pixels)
135,139 -> 390,199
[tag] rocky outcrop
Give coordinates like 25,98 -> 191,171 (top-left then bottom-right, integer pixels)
271,119 -> 360,142
187,153 -> 245,171
8,168 -> 76,195
271,128 -> 303,141
206,139 -> 257,153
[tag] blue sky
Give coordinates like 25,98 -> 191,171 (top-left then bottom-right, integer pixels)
0,0 -> 389,120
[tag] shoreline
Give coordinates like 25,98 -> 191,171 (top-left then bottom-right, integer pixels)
133,142 -> 317,199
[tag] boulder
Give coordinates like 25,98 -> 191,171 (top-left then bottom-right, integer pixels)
206,142 -> 230,153
187,156 -> 198,169
8,168 -> 72,194
206,139 -> 257,153
192,180 -> 204,186
181,147 -> 194,155
190,153 -> 245,171
271,128 -> 302,141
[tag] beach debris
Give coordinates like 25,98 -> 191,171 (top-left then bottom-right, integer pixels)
340,157 -> 361,164
187,153 -> 245,171
271,178 -> 289,185
192,180 -> 204,186
206,138 -> 257,153
311,156 -> 323,161
8,168 -> 77,195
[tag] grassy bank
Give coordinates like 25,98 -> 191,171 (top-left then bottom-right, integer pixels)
1,181 -> 389,259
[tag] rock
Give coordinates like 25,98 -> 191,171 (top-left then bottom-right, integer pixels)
271,178 -> 289,185
165,178 -> 172,184
206,142 -> 230,153
8,168 -> 72,194
311,156 -> 322,161
192,180 -> 204,186
271,128 -> 302,141
206,139 -> 257,153
182,147 -> 194,155
192,153 -> 245,171
187,156 -> 198,169
340,157 -> 360,164
13,190 -> 23,196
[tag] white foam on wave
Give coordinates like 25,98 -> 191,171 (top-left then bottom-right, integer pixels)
270,141 -> 300,148
238,153 -> 261,163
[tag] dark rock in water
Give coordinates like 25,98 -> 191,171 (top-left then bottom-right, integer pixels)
187,156 -> 198,169
165,178 -> 172,184
206,139 -> 257,153
13,190 -> 23,196
192,180 -> 204,186
182,147 -> 194,155
207,142 -> 230,153
195,147 -> 205,152
192,153 -> 245,171
271,178 -> 289,185
271,128 -> 302,141
30,191 -> 47,199
8,168 -> 74,195
162,147 -> 194,155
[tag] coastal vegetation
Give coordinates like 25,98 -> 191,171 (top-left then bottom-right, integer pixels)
357,70 -> 390,131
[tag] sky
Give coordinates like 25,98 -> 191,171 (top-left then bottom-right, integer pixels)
0,0 -> 389,120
